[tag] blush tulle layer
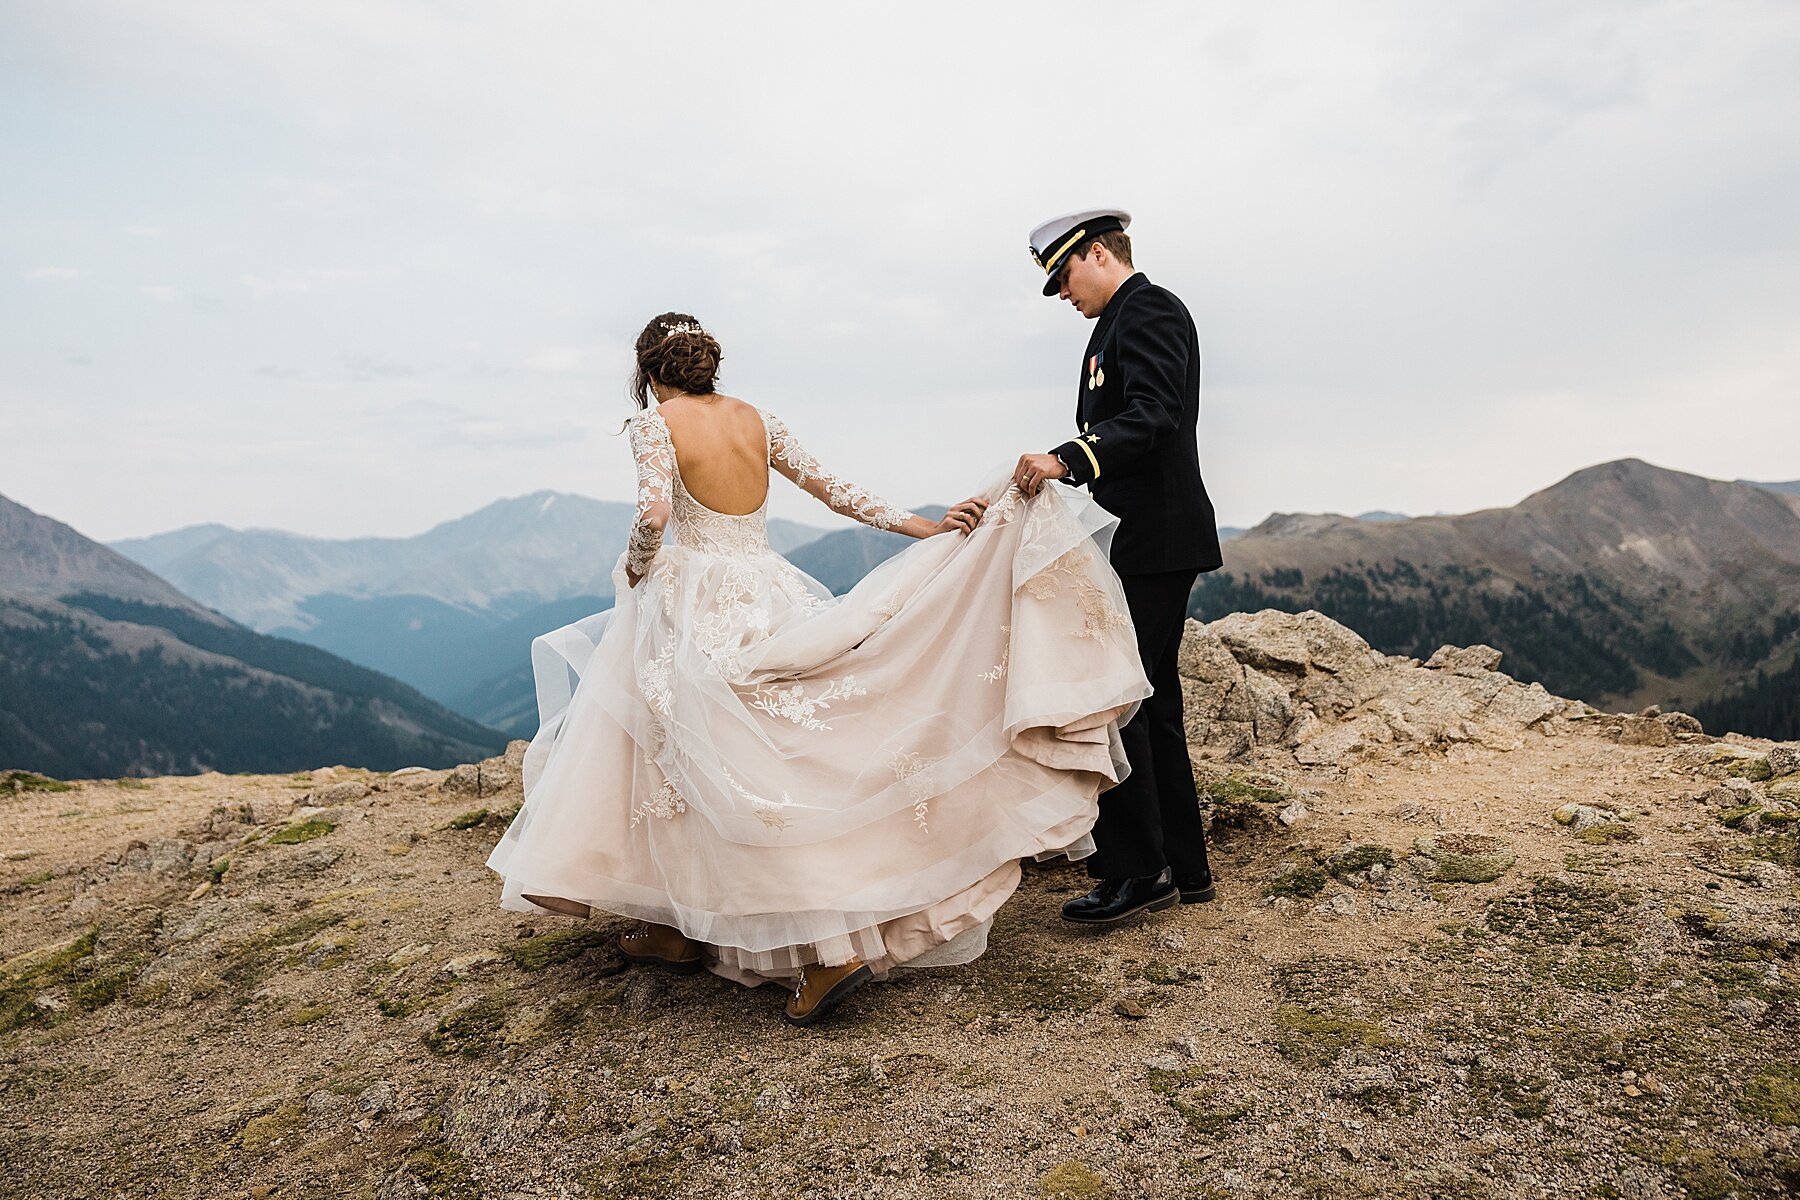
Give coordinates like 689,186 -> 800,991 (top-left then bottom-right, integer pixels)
486,470 -> 1148,984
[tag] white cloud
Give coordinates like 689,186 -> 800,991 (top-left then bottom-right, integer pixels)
139,285 -> 179,303
341,351 -> 416,381
522,346 -> 586,374
2,2 -> 1797,540
240,273 -> 311,298
24,266 -> 80,280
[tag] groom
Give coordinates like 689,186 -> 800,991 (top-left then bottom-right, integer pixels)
1014,208 -> 1223,927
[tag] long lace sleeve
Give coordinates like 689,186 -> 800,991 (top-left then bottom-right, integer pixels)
763,410 -> 915,531
625,412 -> 675,579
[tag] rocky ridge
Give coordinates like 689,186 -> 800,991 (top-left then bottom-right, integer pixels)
2,610 -> 1798,1200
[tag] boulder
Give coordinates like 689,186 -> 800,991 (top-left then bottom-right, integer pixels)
1658,711 -> 1705,736
440,740 -> 529,800
1424,644 -> 1504,675
1176,621 -> 1242,683
315,781 -> 371,805
1179,610 -> 1576,764
1616,717 -> 1675,747
122,839 -> 196,877
1211,609 -> 1379,678
244,846 -> 343,884
1553,803 -> 1622,832
1769,745 -> 1800,777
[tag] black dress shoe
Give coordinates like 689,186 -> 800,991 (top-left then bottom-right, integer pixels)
1178,872 -> 1217,904
1061,867 -> 1180,926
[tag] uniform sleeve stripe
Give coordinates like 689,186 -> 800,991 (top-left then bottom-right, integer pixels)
1074,438 -> 1101,480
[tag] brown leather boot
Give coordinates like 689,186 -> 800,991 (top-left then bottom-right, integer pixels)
522,893 -> 592,919
619,922 -> 704,974
782,958 -> 873,1026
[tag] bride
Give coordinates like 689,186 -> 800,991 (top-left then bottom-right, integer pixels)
487,312 -> 1150,1024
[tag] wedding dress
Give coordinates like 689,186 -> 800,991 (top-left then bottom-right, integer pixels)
486,404 -> 1149,984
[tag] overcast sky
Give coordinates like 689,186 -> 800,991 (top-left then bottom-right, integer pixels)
4,1 -> 1798,542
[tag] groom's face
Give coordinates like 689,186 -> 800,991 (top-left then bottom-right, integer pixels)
1056,246 -> 1106,318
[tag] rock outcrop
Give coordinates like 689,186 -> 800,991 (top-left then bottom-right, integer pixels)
1182,609 -> 1624,764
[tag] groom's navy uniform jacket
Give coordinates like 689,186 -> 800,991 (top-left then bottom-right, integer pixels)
1047,268 -> 1219,884
1050,272 -> 1222,577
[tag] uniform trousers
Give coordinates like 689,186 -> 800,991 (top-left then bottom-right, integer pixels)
1085,567 -> 1213,882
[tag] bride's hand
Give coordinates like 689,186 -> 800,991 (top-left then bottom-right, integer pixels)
928,496 -> 987,537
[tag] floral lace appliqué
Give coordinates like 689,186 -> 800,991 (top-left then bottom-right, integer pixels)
890,749 -> 937,832
1022,548 -> 1129,640
979,627 -> 1011,682
722,764 -> 794,831
626,413 -> 675,577
639,639 -> 676,715
630,776 -> 687,827
985,485 -> 1025,525
749,675 -> 869,731
764,410 -> 914,531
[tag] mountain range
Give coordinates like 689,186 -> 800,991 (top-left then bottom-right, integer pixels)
1,494 -> 507,778
56,460 -> 1800,758
1190,461 -> 1800,736
109,491 -> 836,734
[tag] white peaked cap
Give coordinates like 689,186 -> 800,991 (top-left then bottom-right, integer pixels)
1028,208 -> 1132,295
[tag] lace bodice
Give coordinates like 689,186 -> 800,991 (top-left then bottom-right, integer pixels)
625,407 -> 913,577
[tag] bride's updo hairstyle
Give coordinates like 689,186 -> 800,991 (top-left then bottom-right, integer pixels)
632,312 -> 722,409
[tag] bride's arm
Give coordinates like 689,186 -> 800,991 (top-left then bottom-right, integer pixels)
624,415 -> 675,586
765,411 -> 974,539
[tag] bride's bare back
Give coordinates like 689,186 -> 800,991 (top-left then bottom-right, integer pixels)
656,394 -> 769,515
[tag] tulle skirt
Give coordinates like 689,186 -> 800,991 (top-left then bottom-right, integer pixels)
486,469 -> 1148,984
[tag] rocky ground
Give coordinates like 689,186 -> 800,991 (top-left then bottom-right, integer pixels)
2,611 -> 1798,1200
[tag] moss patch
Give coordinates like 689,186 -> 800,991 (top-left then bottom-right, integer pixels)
1553,951 -> 1640,993
239,1102 -> 307,1153
1273,1004 -> 1398,1067
0,927 -> 102,1033
1726,756 -> 1774,782
1039,1160 -> 1114,1200
1272,955 -> 1367,1006
1718,804 -> 1764,829
1417,833 -> 1516,884
221,910 -> 348,988
970,940 -> 1106,1016
1751,831 -> 1799,870
268,817 -> 335,845
1197,772 -> 1290,829
1328,844 -> 1396,879
499,927 -> 614,972
398,1122 -> 481,1199
1263,865 -> 1327,899
0,771 -> 75,796
448,808 -> 490,830
422,993 -> 516,1057
1740,1064 -> 1800,1126
1485,876 -> 1636,946
1470,1063 -> 1551,1119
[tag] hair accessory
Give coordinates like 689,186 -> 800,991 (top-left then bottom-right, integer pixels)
661,321 -> 705,339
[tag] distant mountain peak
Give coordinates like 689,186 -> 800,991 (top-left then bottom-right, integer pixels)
0,492 -> 225,619
1244,512 -> 1364,538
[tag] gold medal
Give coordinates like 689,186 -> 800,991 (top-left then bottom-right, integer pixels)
1087,375 -> 1095,390
1095,368 -> 1105,387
